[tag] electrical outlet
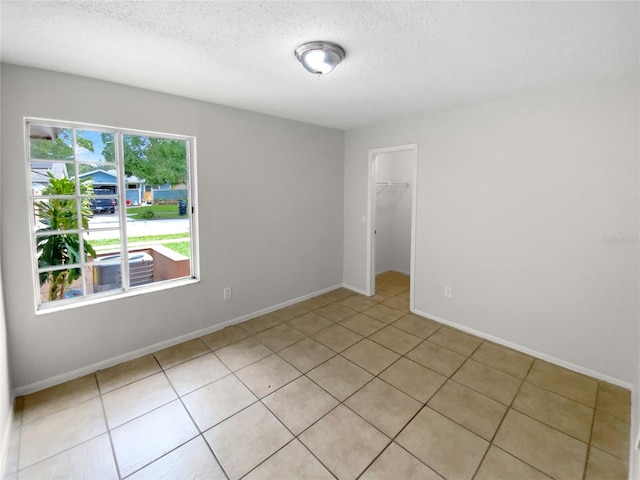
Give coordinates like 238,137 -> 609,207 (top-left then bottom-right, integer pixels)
444,286 -> 452,298
223,286 -> 232,300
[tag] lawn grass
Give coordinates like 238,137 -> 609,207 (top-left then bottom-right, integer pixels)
164,241 -> 191,257
127,204 -> 187,220
90,233 -> 189,247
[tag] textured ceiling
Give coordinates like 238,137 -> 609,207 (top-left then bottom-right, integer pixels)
1,1 -> 638,130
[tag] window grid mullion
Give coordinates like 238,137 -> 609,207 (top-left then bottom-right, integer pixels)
71,129 -> 89,299
115,131 -> 130,292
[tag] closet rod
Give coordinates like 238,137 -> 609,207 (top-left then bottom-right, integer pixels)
376,181 -> 410,186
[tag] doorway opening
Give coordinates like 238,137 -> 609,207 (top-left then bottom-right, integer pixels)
366,144 -> 418,311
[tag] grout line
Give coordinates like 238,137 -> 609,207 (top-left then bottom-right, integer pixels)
583,383 -> 601,480
94,374 -> 124,480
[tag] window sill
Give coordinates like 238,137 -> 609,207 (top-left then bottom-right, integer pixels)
35,277 -> 200,316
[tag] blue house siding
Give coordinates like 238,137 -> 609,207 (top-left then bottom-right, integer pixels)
80,170 -> 117,185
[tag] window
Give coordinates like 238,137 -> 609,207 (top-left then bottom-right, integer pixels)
27,119 -> 198,311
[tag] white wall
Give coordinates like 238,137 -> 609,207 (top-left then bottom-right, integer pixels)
1,64 -> 344,390
0,86 -> 14,473
344,77 -> 639,388
375,151 -> 412,275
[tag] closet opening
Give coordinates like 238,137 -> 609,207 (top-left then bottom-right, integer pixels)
366,144 -> 418,311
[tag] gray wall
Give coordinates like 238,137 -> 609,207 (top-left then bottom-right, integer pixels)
1,64 -> 344,389
344,77 -> 639,387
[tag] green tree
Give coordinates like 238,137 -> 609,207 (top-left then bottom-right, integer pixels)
35,173 -> 97,301
101,133 -> 187,186
30,129 -> 95,160
30,128 -> 95,177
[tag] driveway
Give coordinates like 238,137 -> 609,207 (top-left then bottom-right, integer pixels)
87,213 -> 189,239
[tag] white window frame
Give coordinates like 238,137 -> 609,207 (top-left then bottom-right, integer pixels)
26,118 -> 200,313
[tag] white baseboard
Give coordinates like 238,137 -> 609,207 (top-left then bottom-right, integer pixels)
14,283 -> 343,396
413,308 -> 634,391
342,283 -> 368,296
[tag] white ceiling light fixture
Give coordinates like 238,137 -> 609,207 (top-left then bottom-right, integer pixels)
295,41 -> 346,75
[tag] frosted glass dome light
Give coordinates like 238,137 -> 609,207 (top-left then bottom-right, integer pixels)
295,41 -> 345,75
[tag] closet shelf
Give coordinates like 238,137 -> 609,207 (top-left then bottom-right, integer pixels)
376,181 -> 410,195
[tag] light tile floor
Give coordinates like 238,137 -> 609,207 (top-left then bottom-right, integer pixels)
5,272 -> 632,480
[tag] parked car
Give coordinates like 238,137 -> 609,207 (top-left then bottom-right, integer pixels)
90,188 -> 116,214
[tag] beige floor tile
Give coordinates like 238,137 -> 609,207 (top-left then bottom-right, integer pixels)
585,446 -> 629,480
19,397 -> 106,469
388,276 -> 410,288
263,376 -> 338,435
307,355 -> 373,401
214,337 -> 272,371
379,357 -> 447,402
395,290 -> 410,300
597,382 -> 631,422
591,410 -> 630,459
369,289 -> 398,303
341,339 -> 400,375
376,271 -> 398,282
300,405 -> 389,480
315,303 -> 359,322
324,287 -> 356,302
512,382 -> 593,442
287,312 -> 334,335
254,323 -> 306,352
340,313 -> 386,336
164,352 -> 231,396
381,295 -> 410,311
360,442 -> 442,480
428,380 -> 507,441
244,439 -> 334,480
392,314 -> 441,339
397,407 -> 488,480
200,325 -> 249,351
127,436 -> 226,480
376,283 -> 407,296
239,313 -> 283,335
275,302 -> 312,319
19,434 -> 117,480
475,445 -> 552,480
338,295 -> 378,312
369,325 -> 422,354
96,355 -> 161,394
427,327 -> 481,356
406,340 -> 466,377
312,324 -> 363,352
4,399 -> 22,475
494,409 -> 587,480
235,354 -> 301,398
111,400 -> 198,478
362,304 -> 405,324
23,375 -> 99,424
182,374 -> 257,431
270,305 -> 302,322
297,295 -> 333,311
471,342 -> 534,378
154,338 -> 210,369
527,360 -> 598,407
102,372 -> 177,428
345,378 -> 421,437
452,359 -> 522,405
204,402 -> 293,480
277,337 -> 335,373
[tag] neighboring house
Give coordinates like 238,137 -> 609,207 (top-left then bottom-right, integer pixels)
78,169 -> 145,205
30,161 -> 67,194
